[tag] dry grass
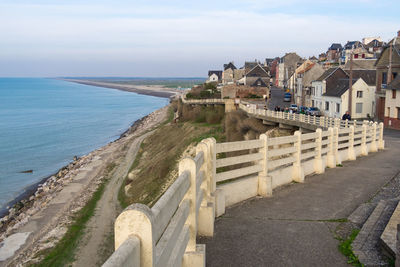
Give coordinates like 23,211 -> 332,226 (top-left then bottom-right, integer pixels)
120,121 -> 224,208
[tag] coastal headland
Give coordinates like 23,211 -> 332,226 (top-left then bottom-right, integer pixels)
62,79 -> 180,98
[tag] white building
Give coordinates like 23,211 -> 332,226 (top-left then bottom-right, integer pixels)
323,78 -> 375,119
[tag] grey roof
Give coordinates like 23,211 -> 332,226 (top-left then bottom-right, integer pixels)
344,41 -> 363,50
223,62 -> 236,71
208,70 -> 222,79
316,67 -> 342,81
387,75 -> 400,90
323,79 -> 349,97
328,43 -> 342,50
342,59 -> 376,70
348,70 -> 376,86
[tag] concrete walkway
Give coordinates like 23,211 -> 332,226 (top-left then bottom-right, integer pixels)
200,129 -> 400,267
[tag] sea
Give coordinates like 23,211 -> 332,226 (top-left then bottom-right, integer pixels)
0,78 -> 170,211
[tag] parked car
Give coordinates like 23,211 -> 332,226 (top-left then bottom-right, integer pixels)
298,106 -> 308,114
289,104 -> 298,112
284,92 -> 291,102
306,107 -> 322,117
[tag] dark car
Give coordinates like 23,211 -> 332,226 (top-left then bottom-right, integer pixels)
306,107 -> 322,117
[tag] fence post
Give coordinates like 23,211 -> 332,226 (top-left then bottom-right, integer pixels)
314,128 -> 325,173
348,125 -> 356,160
370,122 -> 378,152
378,122 -> 385,149
345,119 -> 348,128
334,118 -> 339,128
114,204 -> 155,267
334,127 -> 341,165
326,127 -> 336,168
195,141 -> 214,237
292,131 -> 304,183
320,116 -> 325,127
361,124 -> 368,156
258,134 -> 272,197
179,158 -> 197,252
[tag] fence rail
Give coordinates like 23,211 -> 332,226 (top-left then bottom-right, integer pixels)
103,100 -> 385,267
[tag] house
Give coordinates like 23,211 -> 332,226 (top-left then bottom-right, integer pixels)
296,63 -> 325,107
319,53 -> 327,62
275,53 -> 303,88
206,70 -> 222,83
222,62 -> 236,84
342,41 -> 373,63
288,59 -> 314,100
365,39 -> 385,56
322,78 -> 375,119
311,67 -> 348,109
384,76 -> 400,129
326,43 -> 343,63
241,64 -> 270,87
375,31 -> 400,121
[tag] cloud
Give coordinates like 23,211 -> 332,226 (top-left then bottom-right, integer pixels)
0,1 -> 399,76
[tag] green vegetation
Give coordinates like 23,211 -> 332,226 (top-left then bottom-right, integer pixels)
337,229 -> 363,266
34,162 -> 117,267
185,83 -> 221,99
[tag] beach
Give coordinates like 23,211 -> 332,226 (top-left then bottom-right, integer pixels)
0,81 -> 175,265
62,79 -> 181,98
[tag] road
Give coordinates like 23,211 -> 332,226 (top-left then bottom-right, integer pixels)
244,86 -> 291,110
268,86 -> 291,110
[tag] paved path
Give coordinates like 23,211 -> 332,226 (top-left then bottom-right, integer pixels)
200,129 -> 400,267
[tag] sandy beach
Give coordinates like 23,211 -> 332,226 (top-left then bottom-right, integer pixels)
0,103 -> 170,266
63,79 -> 182,98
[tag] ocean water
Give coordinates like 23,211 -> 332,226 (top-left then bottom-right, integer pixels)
0,78 -> 168,209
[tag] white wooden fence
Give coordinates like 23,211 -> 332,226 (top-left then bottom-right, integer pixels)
103,104 -> 385,267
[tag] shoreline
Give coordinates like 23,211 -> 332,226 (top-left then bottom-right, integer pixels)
0,104 -> 170,265
61,78 -> 182,99
0,114 -> 150,220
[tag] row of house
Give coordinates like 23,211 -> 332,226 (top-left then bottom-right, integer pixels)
204,30 -> 400,129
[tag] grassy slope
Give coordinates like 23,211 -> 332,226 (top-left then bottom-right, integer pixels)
119,121 -> 224,208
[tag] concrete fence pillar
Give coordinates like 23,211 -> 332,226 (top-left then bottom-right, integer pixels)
195,142 -> 214,237
114,204 -> 155,267
345,119 -> 349,128
334,127 -> 341,165
292,131 -> 304,183
370,123 -> 378,152
378,122 -> 385,150
320,116 -> 325,127
300,114 -> 305,122
326,127 -> 336,168
258,134 -> 272,197
361,124 -> 368,156
335,118 -> 340,128
348,126 -> 356,160
179,158 -> 198,252
314,128 -> 325,173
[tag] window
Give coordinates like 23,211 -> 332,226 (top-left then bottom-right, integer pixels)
354,54 -> 359,59
362,54 -> 365,58
393,90 -> 396,99
312,100 -> 315,107
325,101 -> 329,111
398,108 -> 400,119
356,91 -> 363,98
356,103 -> 363,113
336,103 -> 340,113
382,72 -> 387,86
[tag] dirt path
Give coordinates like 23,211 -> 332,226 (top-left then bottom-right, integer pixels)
72,109 -> 168,266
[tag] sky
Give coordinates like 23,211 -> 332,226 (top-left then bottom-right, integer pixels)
0,0 -> 399,77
